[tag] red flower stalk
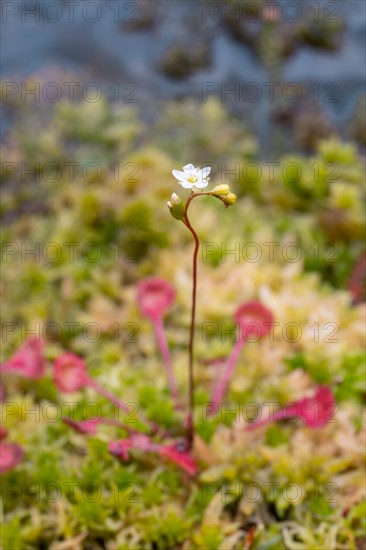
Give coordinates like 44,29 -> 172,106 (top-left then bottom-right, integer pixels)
54,353 -> 158,432
0,442 -> 24,473
0,337 -> 45,380
137,278 -> 181,407
63,416 -> 137,435
210,301 -> 274,409
247,386 -> 336,430
109,436 -> 197,476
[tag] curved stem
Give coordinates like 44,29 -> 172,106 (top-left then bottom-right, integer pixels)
177,191 -> 215,448
183,192 -> 201,450
209,339 -> 245,409
154,317 -> 181,409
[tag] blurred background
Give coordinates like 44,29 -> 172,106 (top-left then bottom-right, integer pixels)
1,0 -> 366,152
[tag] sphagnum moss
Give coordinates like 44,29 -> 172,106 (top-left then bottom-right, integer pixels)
1,95 -> 365,550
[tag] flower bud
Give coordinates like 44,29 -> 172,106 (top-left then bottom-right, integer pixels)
167,196 -> 185,220
218,192 -> 237,208
224,192 -> 237,205
210,184 -> 230,196
208,184 -> 237,208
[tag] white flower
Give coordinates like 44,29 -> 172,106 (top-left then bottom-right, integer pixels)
172,164 -> 211,190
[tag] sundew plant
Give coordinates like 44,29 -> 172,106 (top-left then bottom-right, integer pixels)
168,164 -> 237,449
0,95 -> 365,550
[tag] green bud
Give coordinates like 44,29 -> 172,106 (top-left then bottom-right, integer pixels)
167,197 -> 185,220
208,184 -> 236,207
220,192 -> 237,207
210,184 -> 230,196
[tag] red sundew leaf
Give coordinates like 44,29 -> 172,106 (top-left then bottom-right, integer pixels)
109,436 -> 198,476
234,301 -> 274,341
248,386 -> 336,430
136,277 -> 175,321
108,434 -> 158,461
0,337 -> 45,380
54,353 -> 90,393
159,444 -> 198,476
129,433 -> 159,452
0,426 -> 8,440
298,386 -> 336,428
137,277 -> 180,408
63,417 -> 103,435
108,439 -> 133,460
0,442 -> 24,473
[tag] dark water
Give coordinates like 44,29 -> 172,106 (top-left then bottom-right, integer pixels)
1,0 -> 366,150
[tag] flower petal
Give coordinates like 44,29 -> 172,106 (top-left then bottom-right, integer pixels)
179,179 -> 194,189
194,178 -> 209,189
183,164 -> 195,172
172,170 -> 186,181
199,167 -> 211,178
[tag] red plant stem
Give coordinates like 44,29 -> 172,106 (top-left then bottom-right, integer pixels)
183,192 -> 201,450
209,339 -> 245,408
102,417 -> 139,434
154,317 -> 181,409
246,408 -> 298,430
87,378 -> 159,433
63,415 -> 139,435
88,378 -> 130,411
179,191 -> 213,448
